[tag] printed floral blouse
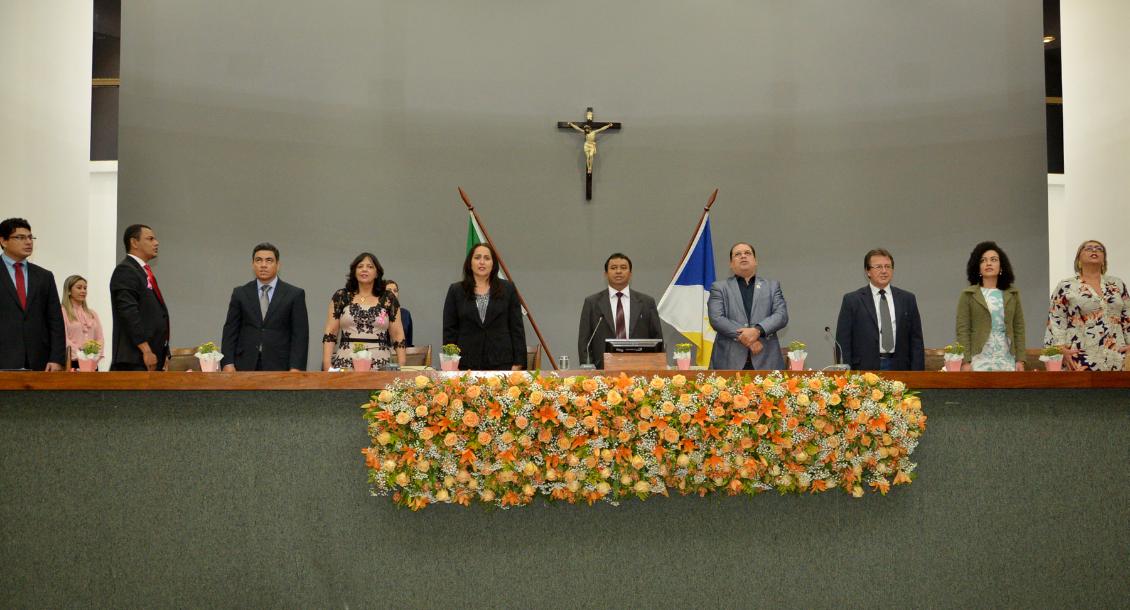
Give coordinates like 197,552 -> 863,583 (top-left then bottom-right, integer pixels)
1044,275 -> 1130,371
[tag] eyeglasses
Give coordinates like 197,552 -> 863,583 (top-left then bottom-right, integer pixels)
5,234 -> 35,242
1082,245 -> 1105,253
868,264 -> 893,270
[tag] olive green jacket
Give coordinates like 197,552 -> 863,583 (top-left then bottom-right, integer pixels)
955,285 -> 1025,363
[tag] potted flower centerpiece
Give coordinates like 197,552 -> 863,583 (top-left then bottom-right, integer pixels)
672,343 -> 692,370
75,339 -> 101,372
439,344 -> 461,371
786,340 -> 807,371
195,341 -> 224,372
351,342 -> 373,371
942,343 -> 965,371
1039,345 -> 1064,371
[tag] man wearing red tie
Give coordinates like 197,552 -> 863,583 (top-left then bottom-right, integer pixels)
0,218 -> 65,371
110,224 -> 170,371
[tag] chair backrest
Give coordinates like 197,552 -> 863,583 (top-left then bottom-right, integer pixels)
168,347 -> 201,372
404,345 -> 432,367
1023,348 -> 1043,371
923,348 -> 945,371
526,345 -> 541,370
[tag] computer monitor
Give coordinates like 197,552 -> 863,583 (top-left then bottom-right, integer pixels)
604,338 -> 664,353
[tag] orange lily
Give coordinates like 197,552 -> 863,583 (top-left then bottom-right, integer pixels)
535,404 -> 559,425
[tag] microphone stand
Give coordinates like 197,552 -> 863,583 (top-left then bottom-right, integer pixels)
581,315 -> 604,370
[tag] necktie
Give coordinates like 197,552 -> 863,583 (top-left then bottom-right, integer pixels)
260,284 -> 270,319
615,292 -> 626,339
143,264 -> 165,305
14,262 -> 26,309
879,289 -> 894,352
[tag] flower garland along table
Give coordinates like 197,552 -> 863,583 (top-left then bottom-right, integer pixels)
361,371 -> 926,510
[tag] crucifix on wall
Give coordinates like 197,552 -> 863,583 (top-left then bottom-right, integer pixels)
557,107 -> 621,200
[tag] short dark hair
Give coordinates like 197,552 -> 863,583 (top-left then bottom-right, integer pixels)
252,242 -> 280,261
729,242 -> 756,259
864,248 -> 894,270
604,253 -> 633,271
123,224 -> 151,252
0,218 -> 31,239
966,241 -> 1015,289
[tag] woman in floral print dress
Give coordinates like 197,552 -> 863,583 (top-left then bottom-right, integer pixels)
1044,240 -> 1130,371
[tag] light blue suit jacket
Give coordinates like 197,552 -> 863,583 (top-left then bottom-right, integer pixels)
708,275 -> 788,370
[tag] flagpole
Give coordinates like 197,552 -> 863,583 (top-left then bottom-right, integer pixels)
668,188 -> 718,284
458,187 -> 559,371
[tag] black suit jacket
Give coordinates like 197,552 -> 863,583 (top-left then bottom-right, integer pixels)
110,256 -> 170,369
0,261 -> 65,369
220,279 -> 309,370
835,285 -> 925,371
442,281 -> 526,370
577,288 -> 662,369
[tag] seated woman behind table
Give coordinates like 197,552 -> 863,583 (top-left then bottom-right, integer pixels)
442,243 -> 526,371
61,274 -> 105,369
955,241 -> 1026,371
1045,239 -> 1130,371
321,252 -> 406,370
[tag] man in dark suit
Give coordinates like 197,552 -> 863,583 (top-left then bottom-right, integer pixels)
0,218 -> 65,371
221,243 -> 309,371
708,242 -> 789,370
577,252 -> 662,368
835,248 -> 925,371
110,224 -> 170,371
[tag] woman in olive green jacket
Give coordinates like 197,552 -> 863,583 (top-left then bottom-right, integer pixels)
955,241 -> 1026,371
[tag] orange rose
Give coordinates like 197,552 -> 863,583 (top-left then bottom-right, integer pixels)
862,372 -> 880,385
631,388 -> 646,402
678,412 -> 692,424
679,393 -> 692,405
507,386 -> 521,400
871,388 -> 883,401
650,377 -> 666,390
639,405 -> 653,419
662,401 -> 676,414
717,390 -> 733,403
414,375 -> 430,388
828,393 -> 842,406
514,415 -> 529,429
518,436 -> 533,448
432,392 -> 449,407
465,385 -> 482,399
450,398 -> 463,411
529,391 -> 544,405
732,394 -> 750,409
699,383 -> 715,396
606,390 -> 623,406
477,431 -> 492,445
671,374 -> 686,387
485,376 -> 501,388
395,411 -> 412,425
711,405 -> 725,418
508,371 -> 526,386
563,416 -> 578,428
581,378 -> 598,393
416,404 -> 430,417
538,427 -> 553,443
663,427 -> 679,444
501,431 -> 515,444
420,428 -> 435,441
462,411 -> 481,427
377,390 -> 394,403
444,433 -> 459,447
582,415 -> 598,429
481,489 -> 496,502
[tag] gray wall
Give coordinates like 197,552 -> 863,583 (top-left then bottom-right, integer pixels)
118,0 -> 1048,369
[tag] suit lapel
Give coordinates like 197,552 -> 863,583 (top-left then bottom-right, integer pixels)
861,287 -> 878,329
597,292 -> 615,335
971,287 -> 988,312
727,277 -> 747,324
0,263 -> 21,311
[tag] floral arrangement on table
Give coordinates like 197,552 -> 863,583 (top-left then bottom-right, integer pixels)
439,344 -> 462,371
786,341 -> 807,370
672,344 -> 692,370
1039,345 -> 1064,371
351,342 -> 372,359
195,341 -> 224,372
942,343 -> 965,371
360,371 -> 926,510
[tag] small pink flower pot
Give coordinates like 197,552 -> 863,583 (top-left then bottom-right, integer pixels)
675,357 -> 691,370
199,358 -> 219,372
352,358 -> 372,372
944,359 -> 962,372
440,357 -> 460,371
1044,359 -> 1062,372
788,358 -> 805,371
77,359 -> 98,372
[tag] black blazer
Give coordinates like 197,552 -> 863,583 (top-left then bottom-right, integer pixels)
835,285 -> 925,371
110,256 -> 170,368
442,281 -> 526,370
220,279 -> 309,370
577,288 -> 662,369
0,261 -> 65,369
400,307 -> 414,347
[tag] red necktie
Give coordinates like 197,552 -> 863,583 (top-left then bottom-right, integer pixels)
143,264 -> 165,304
14,262 -> 26,309
615,292 -> 626,339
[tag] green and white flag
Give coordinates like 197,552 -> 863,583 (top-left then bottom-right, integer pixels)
466,212 -> 506,280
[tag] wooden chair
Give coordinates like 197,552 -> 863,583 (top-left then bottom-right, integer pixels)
526,345 -> 541,370
924,348 -> 946,371
404,345 -> 432,368
167,347 -> 201,372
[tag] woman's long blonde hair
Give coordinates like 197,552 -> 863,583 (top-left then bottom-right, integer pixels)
61,275 -> 88,322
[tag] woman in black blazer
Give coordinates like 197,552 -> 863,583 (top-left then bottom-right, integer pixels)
442,243 -> 526,370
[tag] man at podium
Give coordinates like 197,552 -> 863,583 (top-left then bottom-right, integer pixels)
577,253 -> 662,369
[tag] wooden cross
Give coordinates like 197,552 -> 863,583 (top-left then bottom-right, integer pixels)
557,107 -> 621,200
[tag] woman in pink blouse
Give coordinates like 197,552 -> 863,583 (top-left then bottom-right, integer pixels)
61,275 -> 105,368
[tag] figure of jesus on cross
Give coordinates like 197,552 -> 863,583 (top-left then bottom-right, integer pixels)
557,107 -> 621,200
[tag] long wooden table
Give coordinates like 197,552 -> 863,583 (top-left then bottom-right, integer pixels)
2,371 -> 1127,606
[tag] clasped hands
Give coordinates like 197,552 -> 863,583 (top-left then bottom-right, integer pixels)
737,326 -> 763,355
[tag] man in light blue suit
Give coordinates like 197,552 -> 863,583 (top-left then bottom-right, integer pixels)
708,242 -> 788,370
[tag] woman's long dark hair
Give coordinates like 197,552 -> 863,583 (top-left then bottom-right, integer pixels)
965,241 -> 1015,290
345,252 -> 385,296
461,243 -> 502,298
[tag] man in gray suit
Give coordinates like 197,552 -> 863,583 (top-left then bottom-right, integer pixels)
708,242 -> 788,370
577,252 -> 662,368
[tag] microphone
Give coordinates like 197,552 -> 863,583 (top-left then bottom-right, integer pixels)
581,315 -> 604,369
823,325 -> 850,371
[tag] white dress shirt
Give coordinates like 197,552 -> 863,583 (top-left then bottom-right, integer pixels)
608,285 -> 632,338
